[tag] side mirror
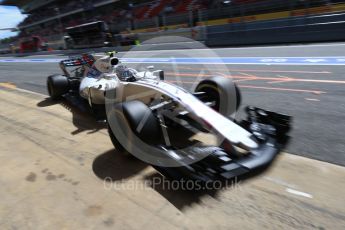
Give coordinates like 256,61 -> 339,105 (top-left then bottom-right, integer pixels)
110,57 -> 119,66
158,70 -> 164,80
152,70 -> 164,80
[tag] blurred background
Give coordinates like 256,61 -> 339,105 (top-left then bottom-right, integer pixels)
1,1 -> 345,229
1,0 -> 345,53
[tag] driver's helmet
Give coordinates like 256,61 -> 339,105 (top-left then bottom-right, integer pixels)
115,64 -> 136,82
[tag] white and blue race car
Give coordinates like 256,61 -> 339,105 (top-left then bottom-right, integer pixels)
47,52 -> 291,182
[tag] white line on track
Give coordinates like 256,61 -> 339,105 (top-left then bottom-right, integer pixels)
117,43 -> 345,53
217,43 -> 345,49
305,98 -> 320,101
118,61 -> 345,66
264,176 -> 297,188
0,84 -> 47,97
13,87 -> 47,97
2,56 -> 345,66
286,188 -> 313,199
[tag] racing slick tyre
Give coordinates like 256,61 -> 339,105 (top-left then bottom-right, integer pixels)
195,77 -> 241,117
108,124 -> 127,154
47,74 -> 69,100
108,100 -> 163,153
119,100 -> 162,145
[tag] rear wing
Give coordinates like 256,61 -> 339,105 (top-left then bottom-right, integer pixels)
59,54 -> 95,77
61,54 -> 95,67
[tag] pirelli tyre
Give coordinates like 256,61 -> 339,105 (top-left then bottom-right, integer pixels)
108,100 -> 163,154
195,77 -> 241,117
108,124 -> 127,154
47,74 -> 69,99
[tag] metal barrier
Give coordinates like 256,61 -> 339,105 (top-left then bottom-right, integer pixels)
206,12 -> 345,46
5,0 -> 345,51
199,0 -> 291,21
131,0 -> 338,31
208,12 -> 345,32
137,27 -> 206,43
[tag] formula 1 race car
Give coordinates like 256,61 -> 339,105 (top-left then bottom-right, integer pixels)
47,53 -> 291,182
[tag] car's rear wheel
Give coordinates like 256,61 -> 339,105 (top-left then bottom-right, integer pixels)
47,74 -> 69,100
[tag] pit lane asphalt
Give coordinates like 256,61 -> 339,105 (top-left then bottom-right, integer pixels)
1,86 -> 345,229
1,43 -> 345,166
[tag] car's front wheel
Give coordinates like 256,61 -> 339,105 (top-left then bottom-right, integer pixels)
108,124 -> 127,154
195,77 -> 241,117
107,100 -> 163,154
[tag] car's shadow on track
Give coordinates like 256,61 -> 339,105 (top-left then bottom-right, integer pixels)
142,163 -> 276,211
92,150 -> 147,181
91,150 -> 217,210
92,148 -> 277,211
143,172 -> 219,210
37,97 -> 106,135
36,98 -> 276,211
